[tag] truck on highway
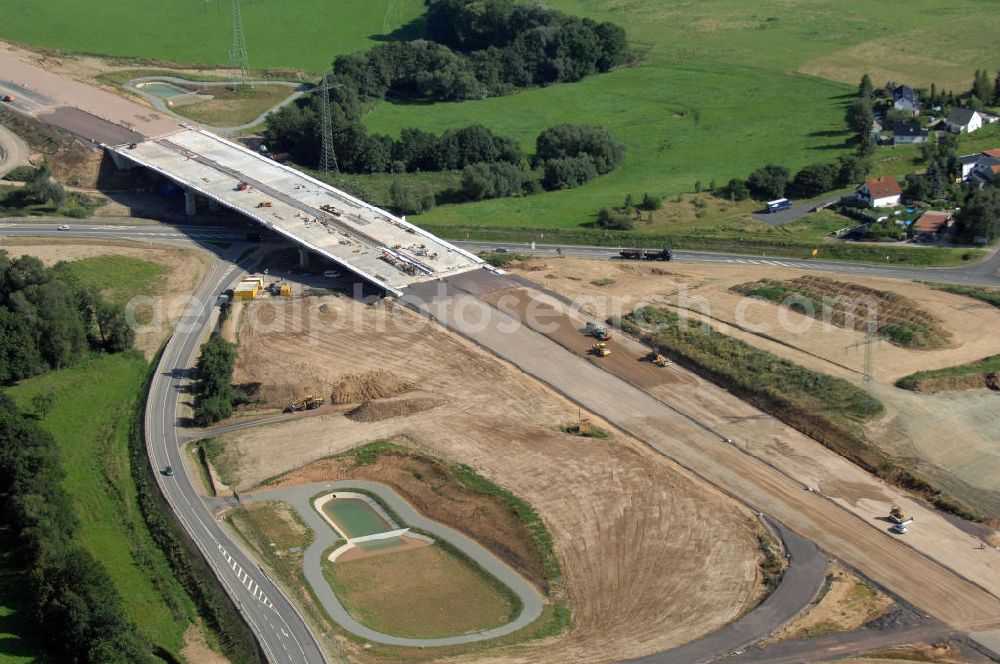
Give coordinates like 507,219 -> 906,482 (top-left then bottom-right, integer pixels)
1,95 -> 13,103
619,248 -> 672,261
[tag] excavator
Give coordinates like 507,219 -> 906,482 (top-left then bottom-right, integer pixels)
285,394 -> 326,413
888,505 -> 913,534
590,342 -> 611,357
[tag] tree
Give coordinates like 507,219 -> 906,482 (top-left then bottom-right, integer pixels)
972,69 -> 995,107
717,178 -> 750,201
955,186 -> 1000,242
858,73 -> 874,98
790,163 -> 837,197
835,154 -> 871,187
846,96 -> 875,134
857,131 -> 877,158
746,164 -> 789,200
535,124 -> 625,174
31,392 -> 56,419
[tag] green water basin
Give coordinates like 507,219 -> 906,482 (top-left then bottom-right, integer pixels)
324,498 -> 392,538
139,82 -> 191,98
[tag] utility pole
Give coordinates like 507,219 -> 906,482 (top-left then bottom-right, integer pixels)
229,0 -> 252,91
317,73 -> 339,175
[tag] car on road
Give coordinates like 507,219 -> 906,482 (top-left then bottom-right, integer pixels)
163,465 -> 174,476
323,270 -> 341,278
57,224 -> 70,231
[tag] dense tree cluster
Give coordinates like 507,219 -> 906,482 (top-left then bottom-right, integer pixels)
0,251 -> 134,384
193,335 -> 239,426
265,100 -> 522,175
716,154 -> 871,203
331,0 -> 630,103
535,124 -> 625,190
0,393 -> 154,663
956,184 -> 1000,242
390,179 -> 437,214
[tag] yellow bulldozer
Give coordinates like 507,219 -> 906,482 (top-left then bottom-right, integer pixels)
285,394 -> 326,413
646,351 -> 671,367
590,342 -> 611,357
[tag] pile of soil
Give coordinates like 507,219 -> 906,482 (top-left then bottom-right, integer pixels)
329,370 -> 414,404
344,397 -> 440,422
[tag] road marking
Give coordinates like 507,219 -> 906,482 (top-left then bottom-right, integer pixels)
217,543 -> 273,608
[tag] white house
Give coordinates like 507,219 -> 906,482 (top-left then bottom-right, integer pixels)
960,149 -> 1000,181
946,108 -> 984,134
858,176 -> 902,208
893,85 -> 920,115
893,122 -> 928,145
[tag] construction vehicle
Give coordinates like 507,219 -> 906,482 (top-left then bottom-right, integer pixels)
590,342 -> 611,357
1,95 -> 13,103
888,505 -> 912,524
257,200 -> 272,208
236,180 -> 250,191
647,351 -> 671,367
284,395 -> 326,413
585,322 -> 611,341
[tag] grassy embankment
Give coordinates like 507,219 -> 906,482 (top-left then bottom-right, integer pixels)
164,84 -> 298,127
3,254 -> 261,662
619,306 -> 984,521
925,283 -> 1000,308
731,275 -> 951,348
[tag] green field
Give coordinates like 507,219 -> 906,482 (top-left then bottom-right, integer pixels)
1,0 -> 996,234
55,254 -> 168,304
8,353 -> 200,654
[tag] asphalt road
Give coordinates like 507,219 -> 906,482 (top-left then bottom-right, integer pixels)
3,221 -> 999,287
142,251 -> 327,664
751,194 -> 842,226
0,124 -> 29,178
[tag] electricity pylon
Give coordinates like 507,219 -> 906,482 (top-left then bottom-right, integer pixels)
229,0 -> 252,91
317,73 -> 339,174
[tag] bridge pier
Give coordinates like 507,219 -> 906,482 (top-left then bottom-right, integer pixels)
184,190 -> 196,216
298,247 -> 310,269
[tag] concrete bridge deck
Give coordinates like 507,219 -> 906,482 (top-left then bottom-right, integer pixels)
111,128 -> 484,292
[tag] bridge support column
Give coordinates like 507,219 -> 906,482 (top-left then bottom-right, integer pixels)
184,190 -> 196,216
298,247 -> 310,269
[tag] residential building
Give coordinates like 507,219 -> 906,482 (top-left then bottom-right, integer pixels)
946,108 -> 984,134
912,210 -> 954,240
893,85 -> 920,114
858,176 -> 902,208
893,122 -> 928,145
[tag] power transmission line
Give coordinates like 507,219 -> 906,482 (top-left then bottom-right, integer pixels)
317,73 -> 339,175
229,0 -> 252,91
845,306 -> 878,395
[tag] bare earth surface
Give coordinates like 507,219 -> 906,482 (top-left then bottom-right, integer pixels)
0,237 -> 211,357
515,258 -> 1000,520
222,295 -> 763,663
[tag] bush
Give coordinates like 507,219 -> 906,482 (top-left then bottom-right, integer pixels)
460,162 -> 525,201
1,165 -> 38,182
716,177 -> 750,201
790,162 -> 838,198
640,193 -> 662,210
543,156 -> 599,191
193,335 -> 238,426
595,207 -> 634,230
535,124 -> 625,174
389,180 -> 436,215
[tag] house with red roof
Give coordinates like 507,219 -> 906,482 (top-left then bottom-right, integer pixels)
857,176 -> 902,208
912,210 -> 954,240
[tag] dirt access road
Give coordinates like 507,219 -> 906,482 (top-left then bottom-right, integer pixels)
0,123 -> 30,176
403,271 -> 1000,654
220,294 -> 764,663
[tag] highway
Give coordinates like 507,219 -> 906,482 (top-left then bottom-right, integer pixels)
139,249 -> 327,664
2,221 -> 999,287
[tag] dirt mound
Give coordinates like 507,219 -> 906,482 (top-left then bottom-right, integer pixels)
329,370 -> 414,404
345,398 -> 439,422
